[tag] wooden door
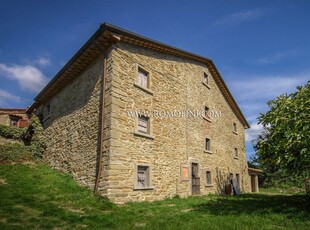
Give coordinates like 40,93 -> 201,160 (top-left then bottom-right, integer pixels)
251,174 -> 256,192
191,163 -> 200,195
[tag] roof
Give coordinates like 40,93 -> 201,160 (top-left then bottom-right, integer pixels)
248,168 -> 263,174
28,23 -> 250,128
0,108 -> 26,112
0,108 -> 27,115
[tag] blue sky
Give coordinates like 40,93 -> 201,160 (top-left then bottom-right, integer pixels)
0,0 -> 309,159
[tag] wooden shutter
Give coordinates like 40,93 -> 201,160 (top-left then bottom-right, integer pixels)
138,69 -> 148,88
138,116 -> 149,133
137,166 -> 149,187
204,73 -> 209,85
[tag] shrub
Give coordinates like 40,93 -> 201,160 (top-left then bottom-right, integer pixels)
25,114 -> 46,158
0,124 -> 26,140
0,114 -> 46,160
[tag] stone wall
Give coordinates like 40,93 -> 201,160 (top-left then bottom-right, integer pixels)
36,56 -> 110,189
104,42 -> 250,203
0,110 -> 28,127
0,114 -> 10,126
35,40 -> 250,204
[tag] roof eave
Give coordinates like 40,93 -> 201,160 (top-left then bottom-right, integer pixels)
34,26 -> 105,102
30,23 -> 250,128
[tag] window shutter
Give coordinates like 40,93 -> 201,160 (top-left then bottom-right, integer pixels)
137,166 -> 149,187
138,68 -> 148,88
138,116 -> 149,133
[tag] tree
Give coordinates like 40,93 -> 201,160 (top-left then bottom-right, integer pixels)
254,81 -> 310,186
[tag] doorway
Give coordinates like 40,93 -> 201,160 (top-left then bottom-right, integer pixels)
191,163 -> 200,195
251,174 -> 256,192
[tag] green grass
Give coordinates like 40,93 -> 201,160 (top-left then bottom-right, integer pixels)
0,163 -> 309,229
260,187 -> 305,194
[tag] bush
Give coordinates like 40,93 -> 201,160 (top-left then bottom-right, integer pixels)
0,114 -> 46,161
25,114 -> 46,158
0,124 -> 26,140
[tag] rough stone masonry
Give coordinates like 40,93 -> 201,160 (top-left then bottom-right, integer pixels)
33,24 -> 251,204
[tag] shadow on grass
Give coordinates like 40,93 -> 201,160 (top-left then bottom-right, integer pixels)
192,194 -> 310,220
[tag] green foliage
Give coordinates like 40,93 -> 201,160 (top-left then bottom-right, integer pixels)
25,114 -> 46,158
0,163 -> 309,229
0,114 -> 45,160
0,143 -> 34,163
0,124 -> 26,140
254,81 -> 310,186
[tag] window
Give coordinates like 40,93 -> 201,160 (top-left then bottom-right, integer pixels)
203,72 -> 209,86
233,122 -> 237,133
42,103 -> 51,122
234,148 -> 239,158
9,116 -> 19,126
134,65 -> 153,95
137,115 -> 150,134
137,67 -> 149,89
204,106 -> 210,118
137,165 -> 150,188
206,170 -> 212,185
44,103 -> 51,118
10,119 -> 17,126
134,115 -> 154,139
205,138 -> 211,152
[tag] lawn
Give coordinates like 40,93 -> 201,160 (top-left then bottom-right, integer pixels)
0,162 -> 309,229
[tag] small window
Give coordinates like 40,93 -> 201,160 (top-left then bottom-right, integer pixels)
204,106 -> 210,119
137,67 -> 149,89
137,165 -> 150,187
137,115 -> 150,134
42,103 -> 51,122
206,171 -> 212,185
234,148 -> 239,158
205,138 -> 211,152
233,122 -> 237,133
10,117 -> 19,126
47,104 -> 51,115
203,72 -> 209,85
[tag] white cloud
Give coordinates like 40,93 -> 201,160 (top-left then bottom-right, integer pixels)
230,73 -> 309,103
0,63 -> 48,93
21,57 -> 51,68
215,8 -> 264,27
245,122 -> 263,142
227,72 -> 309,141
0,89 -> 22,106
33,57 -> 51,67
256,49 -> 301,65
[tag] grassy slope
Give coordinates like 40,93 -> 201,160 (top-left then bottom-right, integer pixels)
0,163 -> 309,230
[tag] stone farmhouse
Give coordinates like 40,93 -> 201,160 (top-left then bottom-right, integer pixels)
0,108 -> 29,128
28,23 -> 252,203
